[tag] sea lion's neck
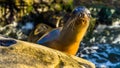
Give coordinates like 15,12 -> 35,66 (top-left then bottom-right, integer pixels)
59,24 -> 88,45
58,24 -> 88,55
53,19 -> 89,55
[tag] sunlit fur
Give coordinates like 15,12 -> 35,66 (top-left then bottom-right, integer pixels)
44,8 -> 90,55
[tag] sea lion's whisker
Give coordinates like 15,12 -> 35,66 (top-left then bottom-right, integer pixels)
66,18 -> 74,28
71,21 -> 76,31
68,17 -> 80,31
66,17 -> 76,31
79,13 -> 82,17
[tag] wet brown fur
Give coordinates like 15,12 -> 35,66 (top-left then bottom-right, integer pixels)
44,12 -> 90,55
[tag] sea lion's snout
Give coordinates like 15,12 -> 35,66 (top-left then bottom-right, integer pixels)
72,6 -> 91,18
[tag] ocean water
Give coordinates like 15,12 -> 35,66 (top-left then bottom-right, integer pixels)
77,25 -> 120,68
77,43 -> 120,68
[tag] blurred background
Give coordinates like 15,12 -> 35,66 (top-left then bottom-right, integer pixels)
0,0 -> 120,68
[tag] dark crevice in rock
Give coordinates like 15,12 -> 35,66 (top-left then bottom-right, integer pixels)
0,39 -> 16,46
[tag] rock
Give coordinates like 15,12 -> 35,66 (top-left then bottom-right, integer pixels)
28,23 -> 52,43
0,39 -> 16,46
108,53 -> 120,64
82,25 -> 120,44
0,22 -> 28,40
40,11 -> 64,28
42,0 -> 53,5
96,59 -> 107,63
54,0 -> 61,3
0,36 -> 95,68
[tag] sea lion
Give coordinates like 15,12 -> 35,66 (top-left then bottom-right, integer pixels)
39,6 -> 91,55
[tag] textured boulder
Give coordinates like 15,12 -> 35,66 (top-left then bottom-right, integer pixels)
0,36 -> 95,68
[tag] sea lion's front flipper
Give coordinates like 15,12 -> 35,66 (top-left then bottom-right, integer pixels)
37,27 -> 62,44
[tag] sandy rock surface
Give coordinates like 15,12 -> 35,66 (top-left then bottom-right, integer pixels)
0,36 -> 95,68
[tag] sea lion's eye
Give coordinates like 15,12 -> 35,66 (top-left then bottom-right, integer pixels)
79,13 -> 86,18
87,13 -> 91,18
81,13 -> 85,18
79,13 -> 81,17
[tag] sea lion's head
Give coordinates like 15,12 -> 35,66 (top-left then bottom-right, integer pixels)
59,6 -> 91,44
72,6 -> 90,17
65,6 -> 91,32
